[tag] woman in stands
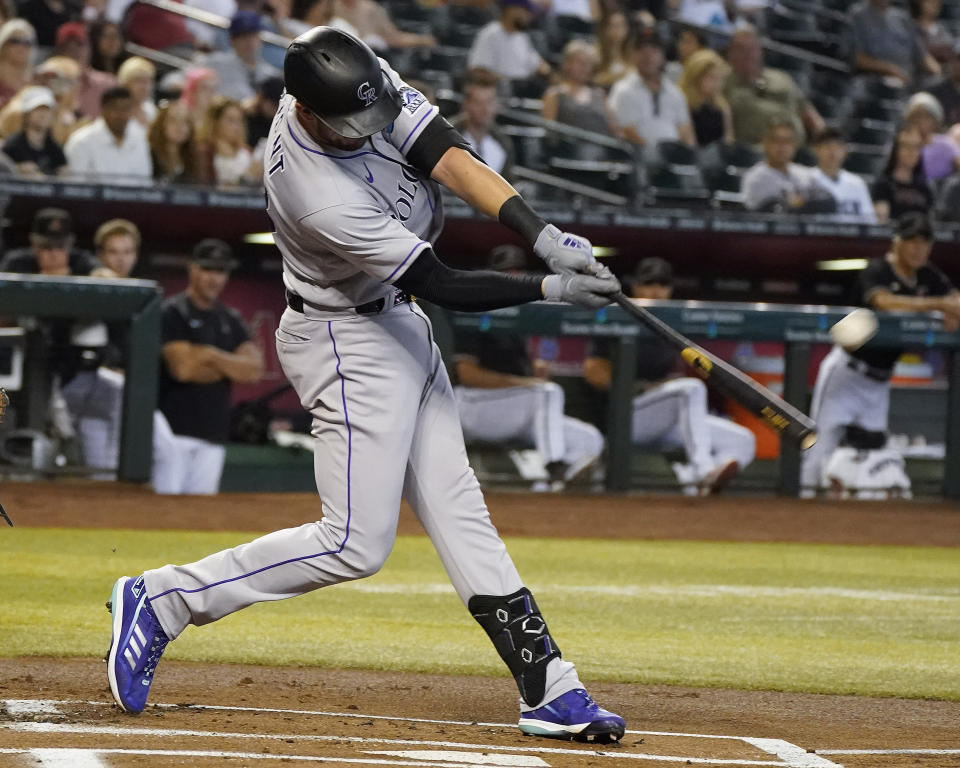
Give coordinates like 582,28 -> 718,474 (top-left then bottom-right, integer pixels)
194,95 -> 260,187
593,10 -> 631,89
149,100 -> 198,184
0,20 -> 36,111
542,39 -> 613,142
89,20 -> 127,76
903,92 -> 960,182
679,48 -> 733,146
872,126 -> 935,223
179,67 -> 219,134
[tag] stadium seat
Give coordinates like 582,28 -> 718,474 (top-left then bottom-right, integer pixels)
502,125 -> 547,169
547,157 -> 637,199
843,150 -> 885,180
848,118 -> 896,148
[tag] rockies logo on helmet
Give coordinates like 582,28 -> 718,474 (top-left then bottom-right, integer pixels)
357,81 -> 378,107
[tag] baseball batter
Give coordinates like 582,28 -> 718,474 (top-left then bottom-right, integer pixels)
106,26 -> 625,742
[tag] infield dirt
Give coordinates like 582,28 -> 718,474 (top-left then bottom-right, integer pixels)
1,482 -> 959,767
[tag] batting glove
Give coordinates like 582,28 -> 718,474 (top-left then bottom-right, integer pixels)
534,225 -> 602,276
543,270 -> 620,308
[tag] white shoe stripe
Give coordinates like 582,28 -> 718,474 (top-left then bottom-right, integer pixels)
123,649 -> 136,671
133,624 -> 146,647
128,636 -> 141,657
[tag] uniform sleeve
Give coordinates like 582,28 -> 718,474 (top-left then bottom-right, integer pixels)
853,176 -> 877,224
226,307 -> 252,351
379,59 -> 441,158
300,201 -> 431,283
859,260 -> 891,305
161,303 -> 192,344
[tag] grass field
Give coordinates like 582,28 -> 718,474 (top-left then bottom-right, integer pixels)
2,527 -> 959,700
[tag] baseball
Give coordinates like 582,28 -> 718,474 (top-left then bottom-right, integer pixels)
830,308 -> 878,350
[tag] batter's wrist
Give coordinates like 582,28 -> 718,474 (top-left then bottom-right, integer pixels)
499,195 -> 548,245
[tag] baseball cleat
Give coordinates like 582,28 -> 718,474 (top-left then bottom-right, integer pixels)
699,459 -> 740,496
105,575 -> 169,714
518,688 -> 625,743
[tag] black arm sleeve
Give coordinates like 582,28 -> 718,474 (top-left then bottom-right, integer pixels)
406,115 -> 476,176
498,194 -> 548,244
394,247 -> 544,312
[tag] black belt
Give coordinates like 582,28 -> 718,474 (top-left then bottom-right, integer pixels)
286,289 -> 410,316
846,358 -> 891,382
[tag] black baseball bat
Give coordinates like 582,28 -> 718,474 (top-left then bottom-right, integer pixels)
612,293 -> 817,450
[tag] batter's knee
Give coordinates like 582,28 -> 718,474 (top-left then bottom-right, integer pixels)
336,538 -> 394,580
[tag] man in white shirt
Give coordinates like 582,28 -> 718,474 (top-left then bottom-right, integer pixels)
742,118 -> 824,212
64,86 -> 152,185
607,31 -> 694,147
451,76 -> 514,177
467,0 -> 550,83
810,128 -> 877,224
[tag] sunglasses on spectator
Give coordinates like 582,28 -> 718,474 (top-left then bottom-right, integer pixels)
6,37 -> 34,46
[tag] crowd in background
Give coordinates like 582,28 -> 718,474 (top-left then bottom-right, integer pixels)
0,0 -> 952,219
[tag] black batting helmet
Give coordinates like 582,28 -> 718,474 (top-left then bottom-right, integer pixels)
284,26 -> 403,139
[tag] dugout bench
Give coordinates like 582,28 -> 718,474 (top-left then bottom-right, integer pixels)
425,300 -> 960,498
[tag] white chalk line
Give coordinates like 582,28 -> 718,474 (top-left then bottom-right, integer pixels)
818,749 -> 960,756
342,582 -> 960,604
2,721 -> 788,766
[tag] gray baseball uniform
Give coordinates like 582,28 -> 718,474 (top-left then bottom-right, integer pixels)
142,66 -> 584,708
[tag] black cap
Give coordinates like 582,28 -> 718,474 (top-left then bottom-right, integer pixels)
31,207 -> 73,242
487,244 -> 526,272
191,238 -> 238,270
895,211 -> 933,241
633,257 -> 673,286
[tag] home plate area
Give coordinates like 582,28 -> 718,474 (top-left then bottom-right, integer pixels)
9,696 -> 953,768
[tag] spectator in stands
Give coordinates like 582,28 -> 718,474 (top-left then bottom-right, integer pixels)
451,75 -> 514,177
2,86 -> 67,176
679,48 -> 732,146
55,21 -> 116,119
664,23 -> 707,83
593,10 -> 631,89
0,20 -> 37,111
201,11 -> 282,103
872,127 -> 934,223
281,0 -> 357,39
608,29 -> 694,146
89,19 -> 126,75
849,0 -> 933,85
334,0 -> 435,51
936,172 -> 960,221
0,207 -> 100,275
453,244 -> 604,492
929,41 -> 960,127
154,239 -> 264,494
194,94 -> 260,186
244,75 -> 283,152
583,257 -> 755,495
116,56 -> 155,127
467,0 -> 550,87
742,118 -> 829,212
149,99 -> 197,183
17,0 -> 75,48
724,25 -> 823,146
810,128 -> 876,224
32,55 -> 81,145
912,0 -> 953,70
59,218 -> 142,478
904,91 -> 960,181
64,85 -> 152,183
541,40 -> 613,139
179,67 -> 219,134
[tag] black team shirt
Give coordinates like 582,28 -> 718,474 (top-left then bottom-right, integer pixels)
854,255 -> 954,373
159,293 -> 251,444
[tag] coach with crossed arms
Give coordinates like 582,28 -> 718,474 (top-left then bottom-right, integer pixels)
105,27 -> 625,742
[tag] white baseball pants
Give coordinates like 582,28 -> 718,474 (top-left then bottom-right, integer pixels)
144,302 -> 582,708
151,410 -> 227,495
800,345 -> 891,491
631,377 -> 756,481
455,382 -> 604,470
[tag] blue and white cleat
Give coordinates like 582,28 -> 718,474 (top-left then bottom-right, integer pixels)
105,575 -> 169,714
518,688 -> 625,743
